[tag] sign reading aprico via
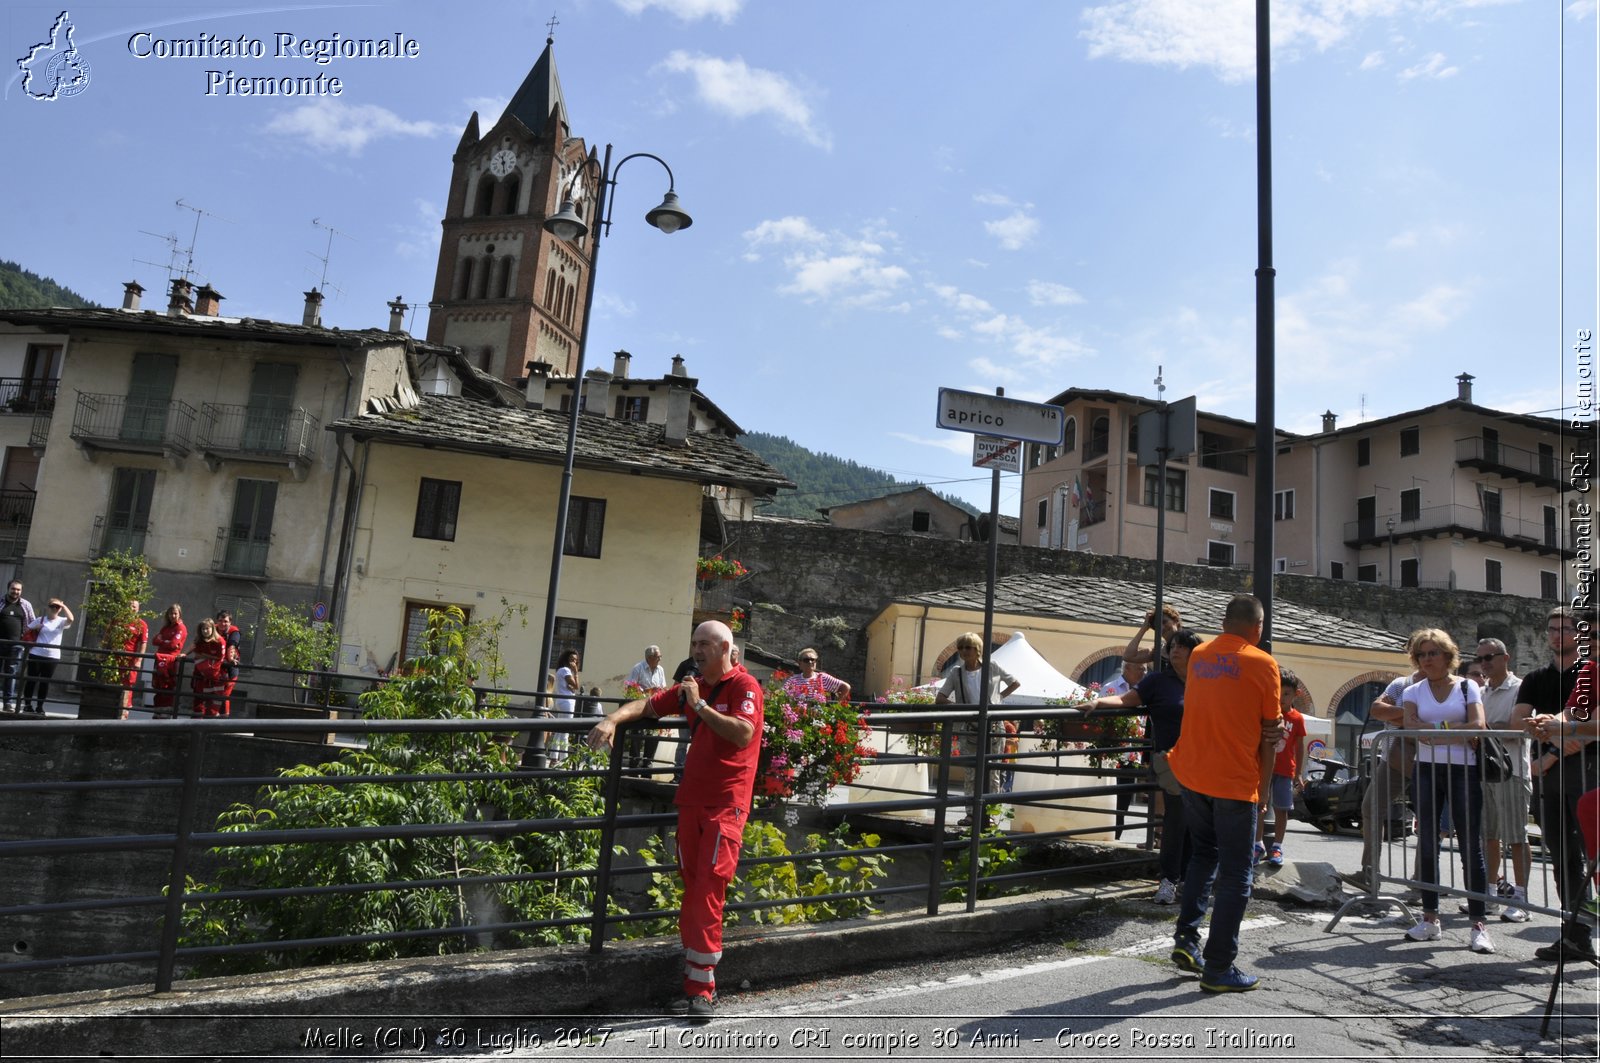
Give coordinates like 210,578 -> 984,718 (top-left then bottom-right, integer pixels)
936,388 -> 1066,446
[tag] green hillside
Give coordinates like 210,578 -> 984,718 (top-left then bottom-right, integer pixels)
741,430 -> 976,519
0,261 -> 96,310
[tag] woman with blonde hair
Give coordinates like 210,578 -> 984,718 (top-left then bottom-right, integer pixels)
189,617 -> 233,717
150,604 -> 187,715
1400,627 -> 1493,954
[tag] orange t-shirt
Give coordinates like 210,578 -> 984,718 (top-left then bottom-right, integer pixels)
1167,633 -> 1281,803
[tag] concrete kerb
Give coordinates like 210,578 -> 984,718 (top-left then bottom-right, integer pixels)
0,880 -> 1150,1057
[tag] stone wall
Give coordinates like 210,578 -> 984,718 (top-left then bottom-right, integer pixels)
722,519 -> 1562,688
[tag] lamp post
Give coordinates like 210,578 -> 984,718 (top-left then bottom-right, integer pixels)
1386,515 -> 1396,588
536,144 -> 692,691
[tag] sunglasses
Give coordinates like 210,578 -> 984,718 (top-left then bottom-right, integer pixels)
799,657 -> 818,664
1414,649 -> 1446,659
1473,653 -> 1503,663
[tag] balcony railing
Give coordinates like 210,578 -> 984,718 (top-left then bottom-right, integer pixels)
70,393 -> 195,456
214,526 -> 270,577
0,489 -> 34,561
1455,436 -> 1570,490
0,378 -> 57,415
197,403 -> 320,466
91,515 -> 150,559
1343,504 -> 1573,558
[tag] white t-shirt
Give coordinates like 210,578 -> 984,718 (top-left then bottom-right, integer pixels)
626,661 -> 666,691
1403,677 -> 1482,766
555,666 -> 578,717
27,616 -> 70,660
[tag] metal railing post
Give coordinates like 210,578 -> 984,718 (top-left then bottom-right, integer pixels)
155,727 -> 207,992
587,721 -> 629,954
926,719 -> 954,915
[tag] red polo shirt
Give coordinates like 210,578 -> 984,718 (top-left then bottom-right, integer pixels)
648,664 -> 765,808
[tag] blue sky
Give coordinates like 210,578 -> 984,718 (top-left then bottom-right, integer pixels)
5,0 -> 1595,512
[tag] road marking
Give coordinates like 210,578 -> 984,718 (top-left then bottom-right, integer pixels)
764,915 -> 1286,1016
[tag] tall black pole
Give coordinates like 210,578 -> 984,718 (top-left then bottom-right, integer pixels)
1252,0 -> 1277,648
537,144 -> 613,691
967,390 -> 1004,911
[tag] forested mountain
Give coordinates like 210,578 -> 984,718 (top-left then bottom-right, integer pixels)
0,261 -> 96,310
741,430 -> 975,519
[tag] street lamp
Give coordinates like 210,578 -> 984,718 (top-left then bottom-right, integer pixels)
1386,515 -> 1396,588
535,145 -> 693,691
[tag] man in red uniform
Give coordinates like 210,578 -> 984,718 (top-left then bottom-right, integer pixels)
587,620 -> 762,1022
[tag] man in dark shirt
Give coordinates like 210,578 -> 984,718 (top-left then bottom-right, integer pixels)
0,580 -> 36,712
1516,605 -> 1598,961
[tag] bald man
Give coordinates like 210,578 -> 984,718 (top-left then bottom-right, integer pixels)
588,620 -> 763,1022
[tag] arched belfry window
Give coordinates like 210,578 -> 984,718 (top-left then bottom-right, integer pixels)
545,269 -> 557,308
474,178 -> 495,218
456,258 -> 475,300
496,257 -> 514,298
502,176 -> 521,215
473,255 -> 491,299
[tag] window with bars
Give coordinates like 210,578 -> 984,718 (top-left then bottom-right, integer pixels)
402,601 -> 472,664
564,496 -> 606,558
553,616 -> 587,669
414,478 -> 461,541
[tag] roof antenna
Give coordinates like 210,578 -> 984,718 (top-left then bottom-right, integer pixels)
173,198 -> 230,282
307,217 -> 353,301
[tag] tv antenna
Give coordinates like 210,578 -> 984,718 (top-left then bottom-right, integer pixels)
172,198 -> 230,281
307,218 -> 353,300
135,229 -> 185,280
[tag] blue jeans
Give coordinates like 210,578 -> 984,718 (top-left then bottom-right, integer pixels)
2,642 -> 25,703
1413,758 -> 1487,918
1175,789 -> 1258,975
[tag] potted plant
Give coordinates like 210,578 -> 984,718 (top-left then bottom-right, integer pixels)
78,550 -> 155,719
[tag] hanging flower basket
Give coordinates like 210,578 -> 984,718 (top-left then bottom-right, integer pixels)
696,555 -> 749,581
755,671 -> 873,808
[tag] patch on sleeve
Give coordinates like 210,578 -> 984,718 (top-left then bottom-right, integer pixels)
735,689 -> 757,716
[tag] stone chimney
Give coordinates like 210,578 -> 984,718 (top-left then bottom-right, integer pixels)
524,360 -> 552,409
612,350 -> 633,379
388,296 -> 406,333
670,354 -> 688,378
166,278 -> 193,317
663,373 -> 697,445
121,281 -> 144,311
1321,410 -> 1337,433
193,284 -> 223,316
1456,372 -> 1474,403
302,289 -> 324,328
583,369 -> 612,417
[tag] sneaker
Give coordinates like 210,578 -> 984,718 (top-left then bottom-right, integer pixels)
1405,919 -> 1442,942
1199,966 -> 1259,993
1266,842 -> 1284,867
1170,940 -> 1203,974
1468,922 -> 1495,954
1501,886 -> 1530,923
669,993 -> 716,1023
1152,878 -> 1178,905
1534,938 -> 1599,962
1251,842 -> 1266,867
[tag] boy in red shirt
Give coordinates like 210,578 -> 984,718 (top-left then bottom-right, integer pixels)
1255,668 -> 1309,867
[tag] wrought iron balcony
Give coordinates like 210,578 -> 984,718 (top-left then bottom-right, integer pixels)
0,489 -> 35,561
91,515 -> 150,559
197,403 -> 320,476
1344,504 -> 1574,559
0,378 -> 57,415
1455,436 -> 1571,491
70,393 -> 195,458
213,526 -> 271,578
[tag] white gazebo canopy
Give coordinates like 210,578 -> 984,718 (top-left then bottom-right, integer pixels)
988,631 -> 1085,704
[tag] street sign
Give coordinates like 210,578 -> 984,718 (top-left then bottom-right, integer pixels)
936,388 -> 1065,446
972,435 -> 1021,472
1135,395 -> 1198,467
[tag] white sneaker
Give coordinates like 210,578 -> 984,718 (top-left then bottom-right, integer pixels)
1406,919 -> 1442,941
1500,886 -> 1530,922
1468,922 -> 1495,953
1152,878 -> 1178,905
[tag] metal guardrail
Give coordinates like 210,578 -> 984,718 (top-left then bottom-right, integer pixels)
0,377 -> 57,414
1343,504 -> 1569,553
0,683 -> 1154,997
196,403 -> 320,464
69,393 -> 197,454
1324,728 -> 1595,933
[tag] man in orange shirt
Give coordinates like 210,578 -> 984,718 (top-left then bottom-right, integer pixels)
1165,595 -> 1282,993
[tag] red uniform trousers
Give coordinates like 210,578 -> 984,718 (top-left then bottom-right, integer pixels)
676,803 -> 747,998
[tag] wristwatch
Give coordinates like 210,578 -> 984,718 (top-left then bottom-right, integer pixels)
694,700 -> 710,714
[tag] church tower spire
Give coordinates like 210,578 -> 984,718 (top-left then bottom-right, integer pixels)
425,36 -> 594,382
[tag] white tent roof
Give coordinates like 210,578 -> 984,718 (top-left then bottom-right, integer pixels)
990,631 -> 1086,704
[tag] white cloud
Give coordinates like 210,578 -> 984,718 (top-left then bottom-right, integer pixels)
973,191 -> 1015,207
1078,0 -> 1491,83
889,431 -> 974,456
744,217 -> 910,308
657,51 -> 830,148
263,101 -> 445,155
1567,0 -> 1596,20
1393,283 -> 1467,329
462,96 -> 507,125
741,216 -> 825,259
595,291 -> 638,320
782,254 -> 909,304
615,0 -> 744,21
392,197 -> 441,261
1398,52 -> 1459,80
1386,223 -> 1464,250
1028,280 -> 1086,307
932,283 -> 995,315
985,210 -> 1040,251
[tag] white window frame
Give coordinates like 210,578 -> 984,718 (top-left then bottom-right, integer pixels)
1208,487 -> 1236,522
1206,540 -> 1235,567
1273,488 -> 1295,521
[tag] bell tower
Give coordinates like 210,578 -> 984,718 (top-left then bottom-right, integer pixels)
425,37 -> 595,381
